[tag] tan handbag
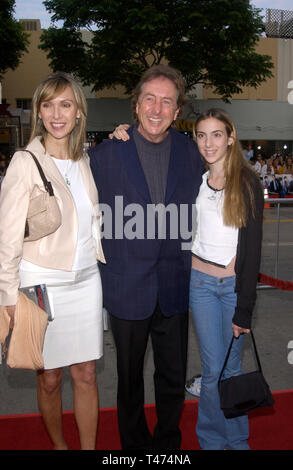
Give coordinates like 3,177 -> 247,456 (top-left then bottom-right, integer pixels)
24,150 -> 62,242
0,292 -> 48,370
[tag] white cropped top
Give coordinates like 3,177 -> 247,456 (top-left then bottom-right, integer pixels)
191,172 -> 238,268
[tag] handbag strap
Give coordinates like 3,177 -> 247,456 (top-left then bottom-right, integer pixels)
218,330 -> 262,382
24,150 -> 54,196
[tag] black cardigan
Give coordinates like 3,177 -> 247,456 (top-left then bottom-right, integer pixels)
233,171 -> 264,329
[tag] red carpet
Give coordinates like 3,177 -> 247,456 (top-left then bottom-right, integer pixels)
0,390 -> 292,450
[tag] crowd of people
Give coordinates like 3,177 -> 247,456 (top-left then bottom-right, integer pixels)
0,64 -> 275,452
243,146 -> 293,195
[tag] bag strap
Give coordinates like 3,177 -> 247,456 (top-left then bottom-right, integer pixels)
24,150 -> 54,196
218,330 -> 262,382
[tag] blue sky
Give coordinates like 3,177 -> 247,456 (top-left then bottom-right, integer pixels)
13,0 -> 293,29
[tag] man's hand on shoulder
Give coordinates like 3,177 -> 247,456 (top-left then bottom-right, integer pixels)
109,124 -> 130,141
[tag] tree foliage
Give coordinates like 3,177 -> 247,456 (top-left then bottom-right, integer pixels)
0,0 -> 29,79
40,0 -> 274,99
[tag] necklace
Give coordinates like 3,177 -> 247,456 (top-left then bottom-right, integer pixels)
51,154 -> 73,186
207,179 -> 224,201
63,160 -> 72,186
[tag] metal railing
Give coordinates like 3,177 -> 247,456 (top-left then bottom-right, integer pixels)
258,196 -> 293,290
266,8 -> 293,38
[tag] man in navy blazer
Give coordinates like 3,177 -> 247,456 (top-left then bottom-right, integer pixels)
90,65 -> 203,450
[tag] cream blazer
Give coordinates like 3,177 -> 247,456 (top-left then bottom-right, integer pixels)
0,137 -> 105,306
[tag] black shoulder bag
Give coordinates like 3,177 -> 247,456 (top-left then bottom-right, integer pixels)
218,331 -> 275,419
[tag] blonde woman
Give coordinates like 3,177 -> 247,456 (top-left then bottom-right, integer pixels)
283,156 -> 293,175
189,108 -> 264,450
0,72 -> 105,449
266,157 -> 275,175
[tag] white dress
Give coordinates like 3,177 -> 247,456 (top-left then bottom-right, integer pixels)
19,158 -> 103,369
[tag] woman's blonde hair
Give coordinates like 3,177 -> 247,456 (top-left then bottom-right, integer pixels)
29,72 -> 87,161
194,108 -> 258,228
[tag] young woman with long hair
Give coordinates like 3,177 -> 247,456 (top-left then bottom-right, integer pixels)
190,108 -> 264,450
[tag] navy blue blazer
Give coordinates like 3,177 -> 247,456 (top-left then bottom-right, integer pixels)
90,126 -> 203,320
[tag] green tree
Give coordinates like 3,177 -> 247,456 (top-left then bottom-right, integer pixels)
0,0 -> 29,79
40,0 -> 274,100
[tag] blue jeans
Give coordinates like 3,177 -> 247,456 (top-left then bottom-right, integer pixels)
189,269 -> 250,450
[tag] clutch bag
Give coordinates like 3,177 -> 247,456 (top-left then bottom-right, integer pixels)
0,292 -> 49,370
